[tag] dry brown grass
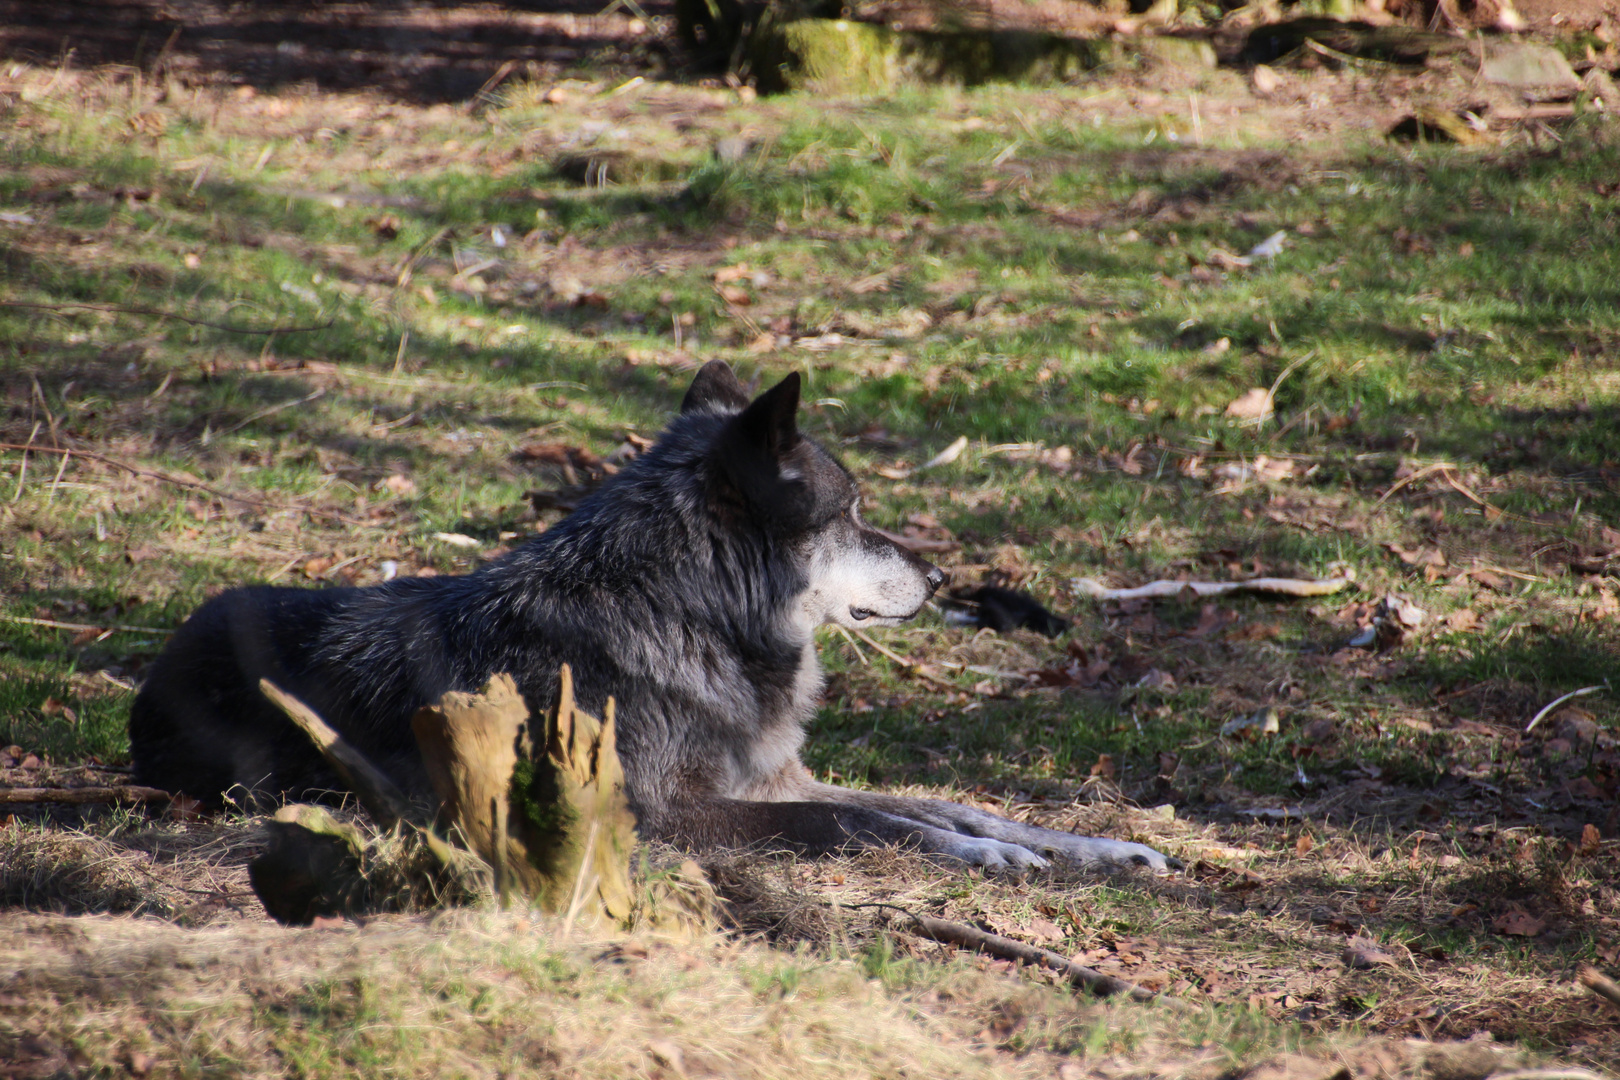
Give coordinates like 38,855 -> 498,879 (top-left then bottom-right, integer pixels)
0,814 -> 261,925
0,903 -> 1544,1080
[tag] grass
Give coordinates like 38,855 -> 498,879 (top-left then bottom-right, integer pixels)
3,46 -> 1620,1076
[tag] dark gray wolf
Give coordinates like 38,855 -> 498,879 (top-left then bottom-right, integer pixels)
130,362 -> 1175,872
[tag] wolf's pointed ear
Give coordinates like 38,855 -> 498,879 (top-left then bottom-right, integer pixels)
729,372 -> 801,459
681,360 -> 752,415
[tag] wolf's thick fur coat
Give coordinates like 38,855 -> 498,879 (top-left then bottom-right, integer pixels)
130,363 -> 1173,871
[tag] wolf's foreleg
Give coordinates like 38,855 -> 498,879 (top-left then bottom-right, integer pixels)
651,798 -> 1050,868
797,784 -> 1180,872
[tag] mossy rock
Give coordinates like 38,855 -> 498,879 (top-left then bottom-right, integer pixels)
1130,35 -> 1217,73
553,150 -> 694,187
750,17 -> 1119,93
751,18 -> 901,94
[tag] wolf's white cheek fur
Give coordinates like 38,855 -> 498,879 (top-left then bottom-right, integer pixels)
797,533 -> 935,629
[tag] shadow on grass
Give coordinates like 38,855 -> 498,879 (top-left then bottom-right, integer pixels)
0,0 -> 674,104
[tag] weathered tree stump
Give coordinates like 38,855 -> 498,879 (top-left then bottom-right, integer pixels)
412,668 -> 637,928
249,668 -> 665,934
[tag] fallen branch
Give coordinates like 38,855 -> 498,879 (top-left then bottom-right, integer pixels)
0,785 -> 171,805
1374,461 -> 1460,508
905,913 -> 1190,1009
216,387 -> 326,436
0,442 -> 369,526
1073,576 -> 1354,602
259,679 -> 415,828
1525,685 -> 1607,734
0,300 -> 333,335
1577,965 -> 1620,1011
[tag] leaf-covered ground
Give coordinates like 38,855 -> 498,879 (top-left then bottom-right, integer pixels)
4,6 -> 1620,1075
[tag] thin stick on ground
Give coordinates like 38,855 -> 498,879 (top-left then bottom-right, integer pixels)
0,443 -> 370,527
1525,685 -> 1607,734
259,679 -> 414,828
844,902 -> 1190,1009
216,387 -> 326,437
0,300 -> 334,335
1577,965 -> 1620,1010
0,786 -> 172,805
1,614 -> 174,635
907,913 -> 1191,1008
849,629 -> 957,689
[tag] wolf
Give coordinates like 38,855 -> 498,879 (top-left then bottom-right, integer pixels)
129,361 -> 1175,872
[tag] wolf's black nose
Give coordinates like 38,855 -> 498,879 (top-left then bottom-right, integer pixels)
925,566 -> 946,593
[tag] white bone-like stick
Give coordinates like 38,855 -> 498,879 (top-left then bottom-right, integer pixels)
1072,576 -> 1355,601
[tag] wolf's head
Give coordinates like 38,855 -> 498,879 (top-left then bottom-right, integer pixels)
684,360 -> 945,629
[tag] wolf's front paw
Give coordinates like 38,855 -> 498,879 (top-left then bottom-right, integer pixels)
939,834 -> 1049,871
1043,836 -> 1182,872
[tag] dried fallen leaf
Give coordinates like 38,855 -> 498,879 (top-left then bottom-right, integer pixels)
918,435 -> 968,471
40,697 -> 78,724
1443,609 -> 1479,632
432,532 -> 481,549
1134,668 -> 1177,691
1221,707 -> 1281,739
1343,935 -> 1398,969
1090,753 -> 1117,780
1491,910 -> 1546,937
1385,543 -> 1446,568
1028,917 -> 1065,944
1224,387 -> 1273,421
380,474 -> 417,496
1581,823 -> 1603,855
1295,833 -> 1315,857
1252,455 -> 1297,481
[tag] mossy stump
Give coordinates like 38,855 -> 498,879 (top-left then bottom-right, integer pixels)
411,669 -> 637,928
